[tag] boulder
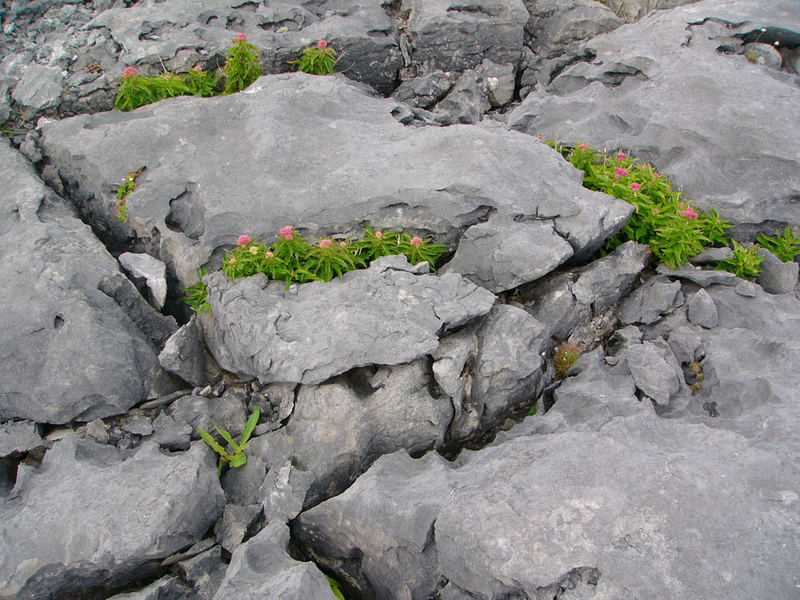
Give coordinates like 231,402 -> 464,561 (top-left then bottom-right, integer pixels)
0,140 -> 174,424
756,248 -> 798,294
158,319 -> 207,387
296,409 -> 800,599
250,357 -> 452,507
0,437 -> 225,599
212,522 -> 338,600
509,0 -> 800,232
617,276 -> 683,324
0,420 -> 42,457
204,256 -> 496,385
36,73 -> 631,292
118,252 -> 168,310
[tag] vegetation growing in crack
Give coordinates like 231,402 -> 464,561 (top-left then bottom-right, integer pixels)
183,226 -> 446,312
290,39 -> 339,75
198,407 -> 260,475
113,33 -> 259,111
115,165 -> 145,222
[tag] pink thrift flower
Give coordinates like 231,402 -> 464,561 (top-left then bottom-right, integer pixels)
339,241 -> 347,247
234,32 -> 247,42
279,226 -> 293,240
578,143 -> 588,150
193,64 -> 203,72
161,72 -> 172,79
122,66 -> 138,78
229,257 -> 237,265
631,182 -> 641,192
679,202 -> 684,208
410,236 -> 422,248
681,208 -> 699,219
653,172 -> 661,178
237,235 -> 252,246
319,238 -> 332,248
317,40 -> 328,48
265,251 -> 274,259
375,230 -> 383,239
652,208 -> 659,215
538,135 -> 544,140
617,152 -> 627,160
614,167 -> 628,178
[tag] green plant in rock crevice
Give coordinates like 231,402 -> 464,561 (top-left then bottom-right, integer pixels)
554,342 -> 580,379
115,165 -> 146,222
545,139 -> 732,268
756,226 -> 800,263
222,32 -> 262,93
717,240 -> 764,280
290,39 -> 338,75
199,407 -> 260,475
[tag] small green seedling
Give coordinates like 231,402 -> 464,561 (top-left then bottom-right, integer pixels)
199,407 -> 260,474
326,575 -> 346,600
756,226 -> 800,263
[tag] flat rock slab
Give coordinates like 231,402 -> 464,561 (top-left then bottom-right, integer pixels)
297,410 -> 800,599
36,73 -> 631,293
0,139 -> 174,424
508,0 -> 800,230
204,255 -> 496,385
0,438 -> 225,599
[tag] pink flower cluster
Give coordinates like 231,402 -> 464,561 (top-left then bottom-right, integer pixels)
233,32 -> 248,42
280,226 -> 293,240
237,234 -> 252,246
410,236 -> 422,248
680,207 -> 700,219
122,66 -> 138,78
614,167 -> 628,178
317,40 -> 328,48
319,238 -> 332,248
617,152 -> 627,160
578,143 -> 588,150
630,182 -> 641,192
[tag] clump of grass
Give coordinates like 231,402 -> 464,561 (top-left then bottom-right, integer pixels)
554,342 -> 580,379
717,240 -> 763,280
756,226 -> 800,263
290,40 -> 338,75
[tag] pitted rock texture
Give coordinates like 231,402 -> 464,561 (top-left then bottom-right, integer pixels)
204,255 -> 495,385
36,73 -> 631,292
0,438 -> 225,599
0,139 -> 174,424
509,0 -> 800,232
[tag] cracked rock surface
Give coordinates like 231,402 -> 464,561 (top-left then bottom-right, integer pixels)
509,0 -> 800,233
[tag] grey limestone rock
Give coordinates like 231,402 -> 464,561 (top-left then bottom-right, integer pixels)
178,545 -> 227,600
118,252 -> 168,310
522,272 -> 592,340
123,415 -> 154,437
571,241 -> 650,311
11,65 -> 62,113
623,339 -> 684,405
402,0 -> 528,73
0,437 -> 225,599
0,420 -> 42,457
509,0 -> 800,230
250,358 -> 452,507
687,288 -> 718,328
36,73 -> 630,293
150,412 -> 193,451
212,521 -> 337,600
107,576 -> 193,600
431,70 -> 491,125
392,70 -> 457,109
204,256 -> 495,385
0,139 -> 174,424
657,263 -> 739,287
159,319 -> 207,387
690,246 -> 734,265
667,325 -> 705,364
478,59 -> 515,107
214,504 -> 262,553
618,276 -> 683,324
604,0 -> 701,22
757,248 -> 798,294
260,460 -> 316,523
297,404 -> 800,599
168,389 -> 247,440
221,452 -> 268,506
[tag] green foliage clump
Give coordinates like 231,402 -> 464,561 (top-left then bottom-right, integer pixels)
183,268 -> 212,313
222,33 -> 262,93
554,342 -> 580,379
756,226 -> 800,263
290,40 -> 338,75
546,140 -> 731,268
326,575 -> 346,600
114,33 -> 261,111
115,166 -> 146,222
717,240 -> 764,280
184,226 -> 446,312
199,408 -> 260,475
